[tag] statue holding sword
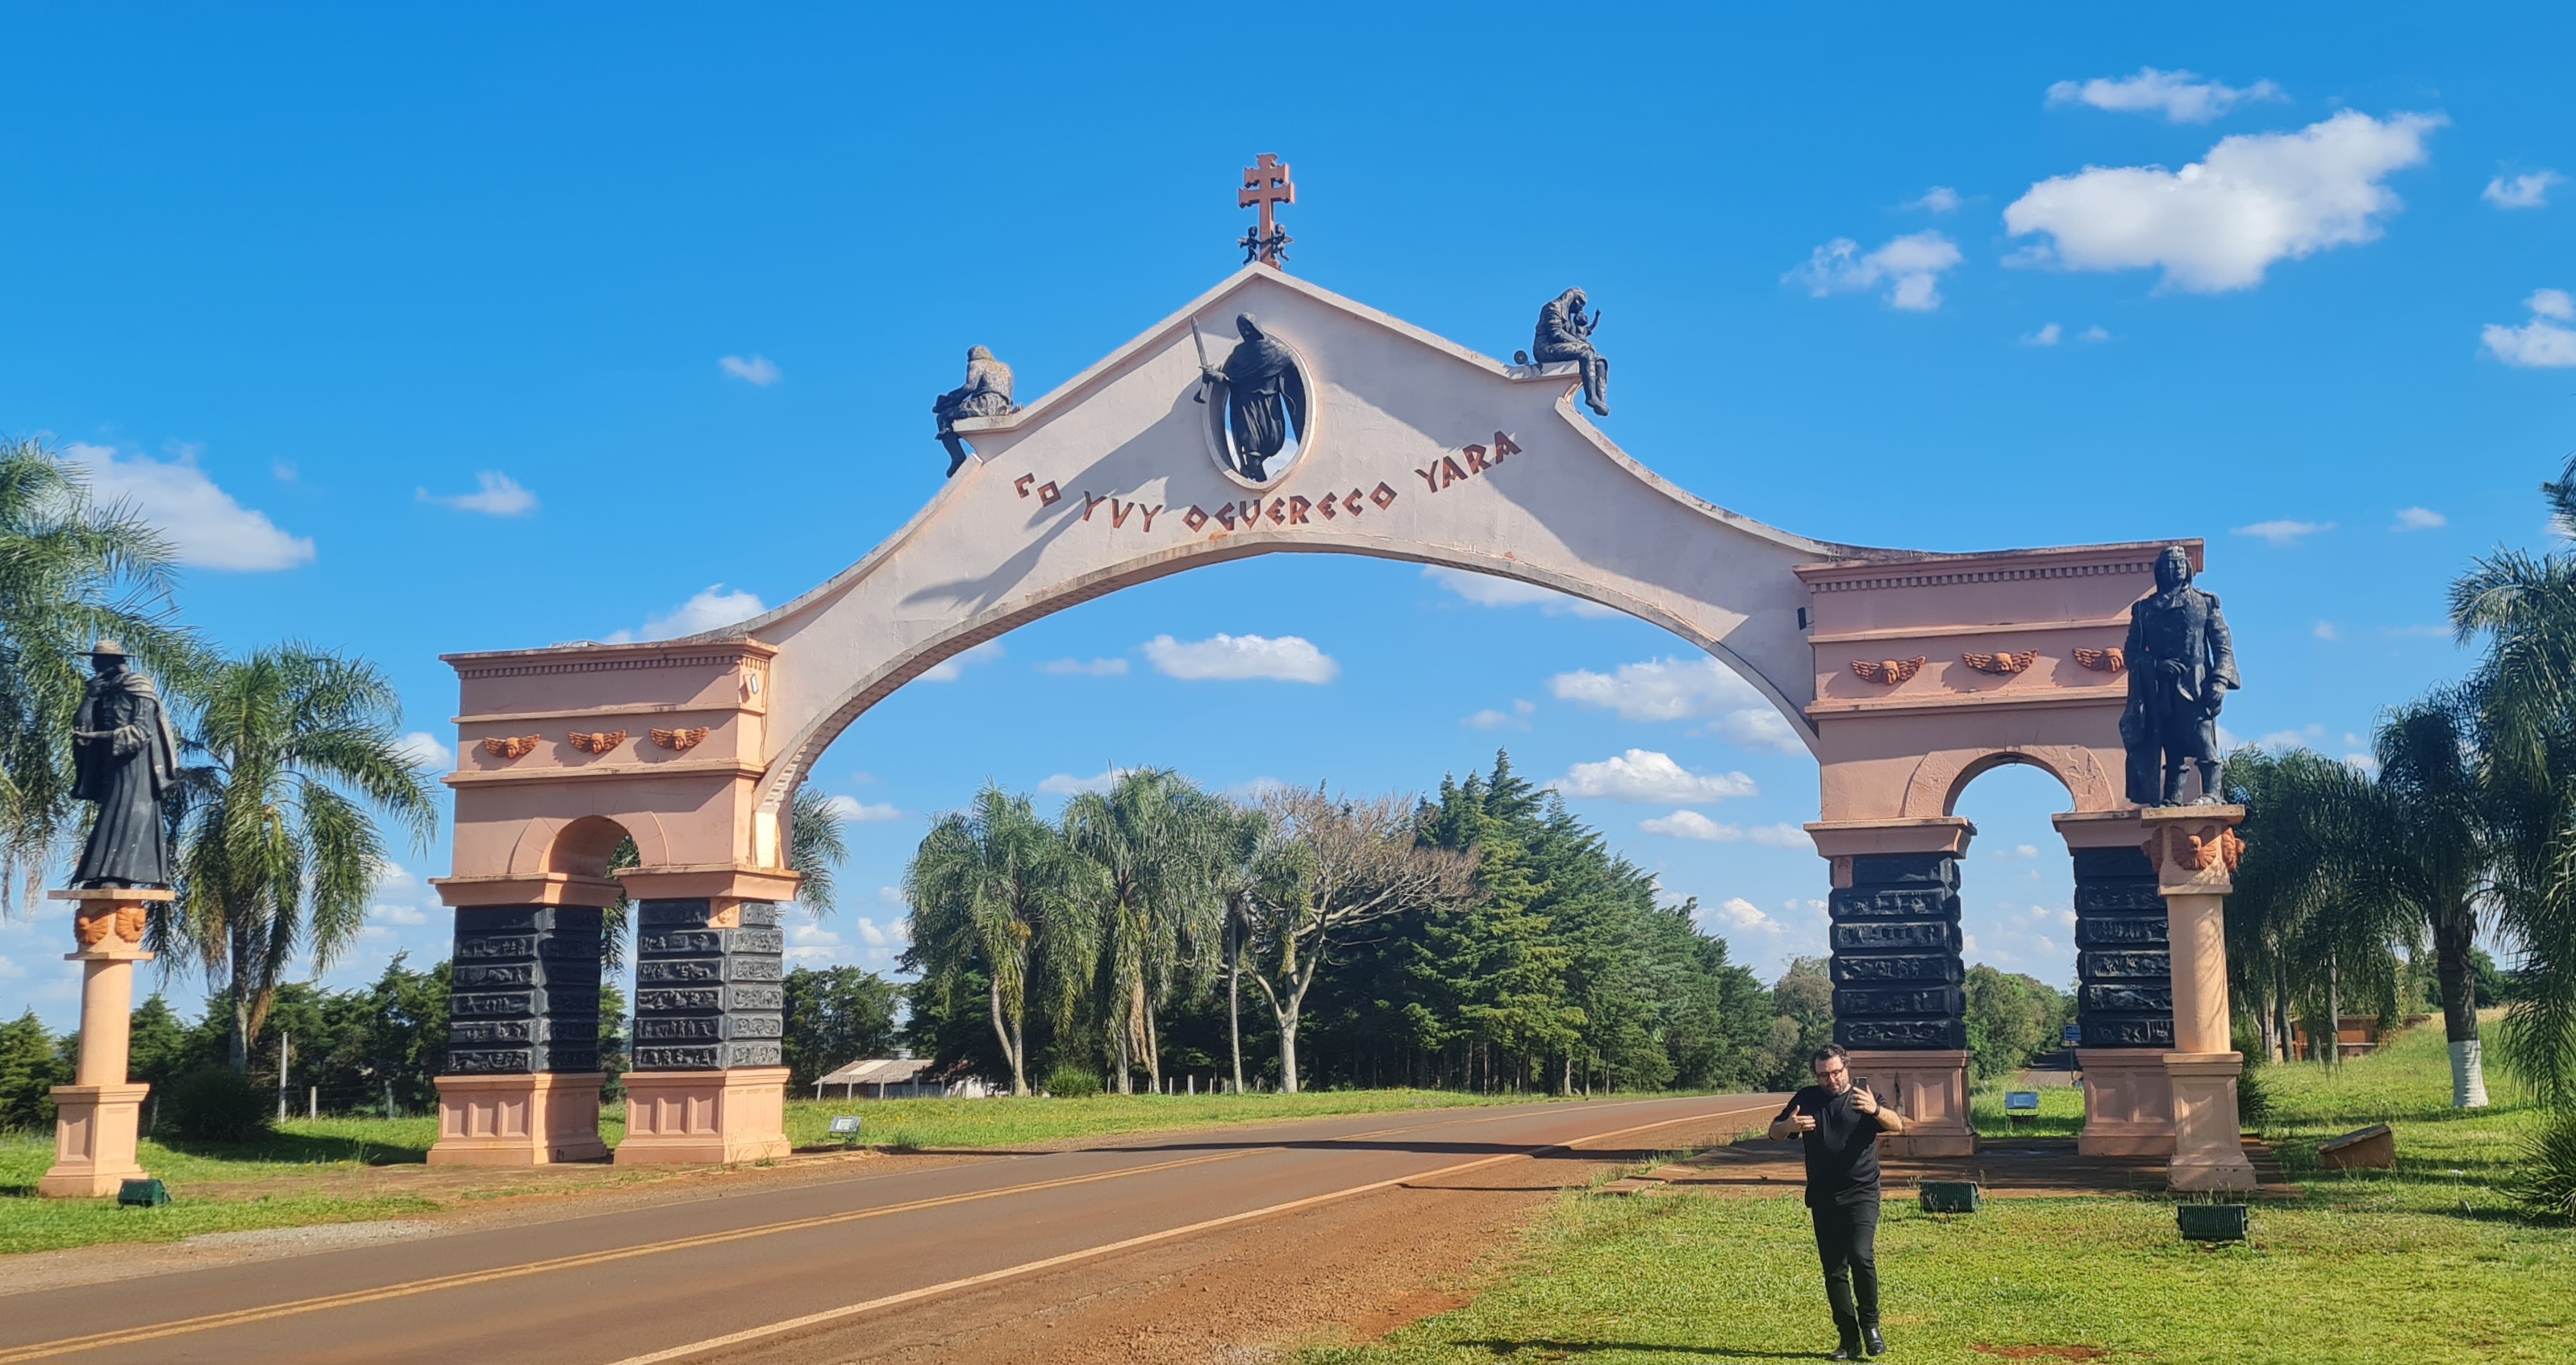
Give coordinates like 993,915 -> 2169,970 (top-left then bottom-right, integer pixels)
1194,313 -> 1307,481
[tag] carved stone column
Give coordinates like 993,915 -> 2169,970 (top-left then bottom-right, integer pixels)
2141,805 -> 2257,1192
40,888 -> 169,1197
2053,810 -> 2176,1157
1808,818 -> 1974,1158
615,867 -> 796,1165
427,874 -> 615,1167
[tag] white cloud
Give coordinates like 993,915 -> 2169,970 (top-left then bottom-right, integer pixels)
2045,67 -> 2284,123
2312,621 -> 2338,641
2483,172 -> 2563,210
2078,325 -> 2112,343
2392,506 -> 2446,531
1639,810 -> 1807,847
2484,289 -> 2576,368
612,585 -> 766,643
66,443 -> 314,571
920,640 -> 1006,681
719,354 -> 782,386
1548,655 -> 1804,755
877,885 -> 908,909
369,903 -> 429,926
1038,657 -> 1129,676
2004,110 -> 2440,293
1907,186 -> 1963,214
855,916 -> 908,949
1463,699 -> 1538,731
1788,231 -> 1963,310
1421,567 -> 1616,618
1040,767 -> 1130,796
1548,750 -> 1757,804
2024,323 -> 2064,347
2345,752 -> 2382,776
822,795 -> 903,823
2232,519 -> 2332,547
1707,897 -> 1783,937
2257,724 -> 2326,750
397,731 -> 453,771
1142,633 -> 1338,683
419,472 -> 538,517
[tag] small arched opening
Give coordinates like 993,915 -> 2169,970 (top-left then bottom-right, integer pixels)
1945,758 -> 2084,1136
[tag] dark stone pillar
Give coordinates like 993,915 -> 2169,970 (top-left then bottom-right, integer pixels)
1829,852 -> 1966,1050
2074,846 -> 2175,1047
631,899 -> 785,1071
444,905 -> 604,1074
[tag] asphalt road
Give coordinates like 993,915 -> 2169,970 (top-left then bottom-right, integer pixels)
0,1093 -> 1778,1365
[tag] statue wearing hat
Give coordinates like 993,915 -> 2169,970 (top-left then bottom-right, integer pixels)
70,639 -> 179,888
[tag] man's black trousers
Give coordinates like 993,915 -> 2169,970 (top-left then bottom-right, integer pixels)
1808,1197 -> 1881,1334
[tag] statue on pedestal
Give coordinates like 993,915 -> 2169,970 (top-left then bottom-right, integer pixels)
932,346 -> 1018,477
2122,547 -> 2240,805
1527,289 -> 1610,417
69,640 -> 179,888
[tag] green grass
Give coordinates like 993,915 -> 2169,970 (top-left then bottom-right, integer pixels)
0,1117 -> 453,1256
782,1087 -> 1543,1151
1313,1020 -> 2574,1363
0,1086 -> 1552,1257
1309,1182 -> 2574,1364
1970,1080 -> 2084,1138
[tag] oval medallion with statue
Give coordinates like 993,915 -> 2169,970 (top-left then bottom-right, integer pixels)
1192,311 -> 1317,489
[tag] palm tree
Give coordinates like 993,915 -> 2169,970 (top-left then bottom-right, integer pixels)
2449,455 -> 2576,1102
786,784 -> 848,918
0,438 -> 200,910
1206,801 -> 1284,1094
2369,695 -> 2495,1105
906,784 -> 1094,1095
163,645 -> 436,1072
2225,747 -> 2415,1066
1062,769 -> 1222,1094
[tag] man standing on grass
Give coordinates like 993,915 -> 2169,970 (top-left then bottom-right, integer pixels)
1769,1042 -> 1907,1359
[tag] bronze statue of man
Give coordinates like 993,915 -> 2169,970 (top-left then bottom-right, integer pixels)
1207,314 -> 1307,481
2121,547 -> 2240,805
1532,289 -> 1610,417
932,345 -> 1017,477
70,639 -> 180,888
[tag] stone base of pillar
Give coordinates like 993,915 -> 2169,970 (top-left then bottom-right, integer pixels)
2164,1051 -> 2257,1192
427,1072 -> 608,1166
38,1082 -> 151,1197
2076,1048 -> 2176,1156
616,1067 -> 790,1165
1845,1049 -> 1973,1158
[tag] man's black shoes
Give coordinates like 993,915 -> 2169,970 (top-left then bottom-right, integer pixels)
1863,1325 -> 1886,1356
1833,1334 -> 1863,1361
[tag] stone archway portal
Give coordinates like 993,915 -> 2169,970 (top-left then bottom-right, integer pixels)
427,266 -> 2191,1165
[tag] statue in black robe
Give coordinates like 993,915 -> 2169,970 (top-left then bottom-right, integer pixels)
932,345 -> 1017,477
1530,289 -> 1610,417
1207,314 -> 1307,481
2121,547 -> 2241,805
70,640 -> 179,888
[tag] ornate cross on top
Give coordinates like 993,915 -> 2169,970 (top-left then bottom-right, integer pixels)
1238,153 -> 1295,268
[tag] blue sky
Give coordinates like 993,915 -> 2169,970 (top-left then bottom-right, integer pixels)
5,6 -> 2574,1029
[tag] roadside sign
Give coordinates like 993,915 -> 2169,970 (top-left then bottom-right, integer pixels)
2061,1023 -> 2082,1047
827,1115 -> 863,1139
2005,1091 -> 2041,1113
